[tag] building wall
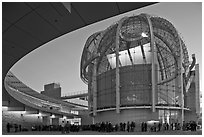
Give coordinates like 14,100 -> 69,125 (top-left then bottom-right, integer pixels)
185,111 -> 197,122
185,82 -> 196,111
79,110 -> 93,125
184,80 -> 198,122
41,83 -> 61,99
51,118 -> 59,125
97,64 -> 152,109
2,109 -> 43,134
42,116 -> 51,125
94,108 -> 158,124
44,83 -> 60,91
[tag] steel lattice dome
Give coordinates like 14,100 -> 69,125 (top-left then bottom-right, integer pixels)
81,13 -> 189,85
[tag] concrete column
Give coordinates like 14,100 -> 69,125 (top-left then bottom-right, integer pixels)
115,17 -> 127,113
115,28 -> 120,114
42,116 -> 51,125
52,118 -> 59,125
88,65 -> 92,113
178,36 -> 184,128
145,14 -> 156,112
195,64 -> 200,115
92,60 -> 97,116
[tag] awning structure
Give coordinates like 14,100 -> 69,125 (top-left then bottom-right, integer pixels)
2,2 -> 157,115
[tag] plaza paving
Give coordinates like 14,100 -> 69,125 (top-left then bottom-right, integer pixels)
4,130 -> 202,135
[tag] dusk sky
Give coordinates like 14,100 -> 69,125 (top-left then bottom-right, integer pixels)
10,2 -> 202,96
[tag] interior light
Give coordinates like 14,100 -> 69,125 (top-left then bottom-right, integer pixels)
2,106 -> 8,111
51,114 -> 55,118
63,116 -> 67,119
141,32 -> 148,37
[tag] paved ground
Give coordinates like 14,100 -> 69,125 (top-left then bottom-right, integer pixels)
3,130 -> 202,135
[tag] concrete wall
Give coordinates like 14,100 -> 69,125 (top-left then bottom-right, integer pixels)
94,108 -> 158,124
185,111 -> 197,122
184,80 -> 198,122
41,83 -> 61,99
185,82 -> 196,111
44,83 -> 60,91
41,88 -> 61,99
52,118 -> 59,125
42,116 -> 51,125
79,110 -> 93,125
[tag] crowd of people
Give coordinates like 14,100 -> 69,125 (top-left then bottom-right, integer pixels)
81,120 -> 199,133
183,121 -> 198,131
6,123 -> 24,133
6,120 -> 199,133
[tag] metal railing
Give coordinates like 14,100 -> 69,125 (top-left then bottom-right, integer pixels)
62,90 -> 88,98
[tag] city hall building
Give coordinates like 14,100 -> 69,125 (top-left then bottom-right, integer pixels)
80,13 -> 200,124
2,2 -> 201,134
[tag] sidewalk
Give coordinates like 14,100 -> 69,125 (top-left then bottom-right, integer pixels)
3,130 -> 202,135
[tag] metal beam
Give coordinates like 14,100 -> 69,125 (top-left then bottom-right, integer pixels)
156,44 -> 165,81
140,44 -> 146,63
62,2 -> 71,13
115,22 -> 120,114
92,60 -> 97,116
126,41 -> 134,65
144,14 -> 156,112
115,17 -> 127,114
178,36 -> 184,128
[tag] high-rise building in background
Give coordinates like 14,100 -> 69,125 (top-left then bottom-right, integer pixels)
41,83 -> 61,99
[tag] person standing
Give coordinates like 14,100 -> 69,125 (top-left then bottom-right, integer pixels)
65,121 -> 70,133
130,121 -> 135,132
14,124 -> 18,132
19,124 -> 21,132
144,122 -> 147,132
115,124 -> 118,132
61,121 -> 65,134
6,123 -> 10,133
158,122 -> 161,131
127,121 -> 130,132
141,122 -> 144,132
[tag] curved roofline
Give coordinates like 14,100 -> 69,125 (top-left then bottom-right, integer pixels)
80,13 -> 189,83
89,105 -> 190,114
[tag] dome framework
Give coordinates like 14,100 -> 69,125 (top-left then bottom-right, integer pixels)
80,13 -> 194,124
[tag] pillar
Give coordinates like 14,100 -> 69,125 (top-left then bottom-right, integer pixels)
195,64 -> 200,115
144,14 -> 156,112
178,36 -> 184,128
52,118 -> 59,125
115,17 -> 127,113
42,116 -> 51,125
92,60 -> 97,116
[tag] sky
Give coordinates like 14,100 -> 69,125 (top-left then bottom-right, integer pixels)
10,2 -> 202,96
